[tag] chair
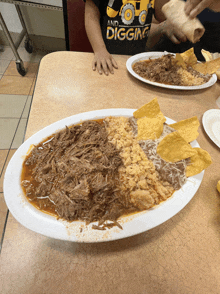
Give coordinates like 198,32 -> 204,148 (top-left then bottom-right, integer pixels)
64,0 -> 93,52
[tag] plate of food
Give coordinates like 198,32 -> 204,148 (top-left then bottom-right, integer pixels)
3,98 -> 212,242
126,50 -> 218,90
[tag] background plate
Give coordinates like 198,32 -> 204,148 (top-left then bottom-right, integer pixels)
126,52 -> 217,90
203,109 -> 220,148
4,109 -> 204,243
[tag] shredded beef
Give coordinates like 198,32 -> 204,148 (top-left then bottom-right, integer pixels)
21,120 -> 132,228
133,54 -> 183,85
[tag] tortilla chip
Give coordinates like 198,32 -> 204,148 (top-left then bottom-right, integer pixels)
133,97 -> 165,120
193,57 -> 220,75
169,116 -> 200,142
186,147 -> 212,177
201,49 -> 213,62
175,53 -> 187,69
201,49 -> 220,80
157,131 -> 197,162
217,180 -> 220,193
137,116 -> 164,140
180,48 -> 198,66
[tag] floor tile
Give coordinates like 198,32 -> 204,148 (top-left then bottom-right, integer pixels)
0,59 -> 10,75
0,75 -> 34,95
22,96 -> 32,119
4,61 -> 39,78
0,46 -> 14,60
0,149 -> 16,193
0,94 -> 27,118
0,193 -> 8,242
12,47 -> 48,63
0,118 -> 19,149
0,150 -> 8,174
11,119 -> 27,149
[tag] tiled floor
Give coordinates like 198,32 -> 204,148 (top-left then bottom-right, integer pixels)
0,46 -> 48,250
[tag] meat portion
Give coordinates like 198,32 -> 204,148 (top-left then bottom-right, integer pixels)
132,54 -> 210,86
21,120 -> 132,227
133,54 -> 183,85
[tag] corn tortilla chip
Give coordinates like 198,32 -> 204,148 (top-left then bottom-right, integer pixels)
202,49 -> 220,80
157,131 -> 197,162
186,147 -> 212,177
180,48 -> 198,66
193,57 -> 220,75
169,116 -> 200,142
137,116 -> 164,140
175,53 -> 187,69
201,49 -> 213,62
133,97 -> 165,120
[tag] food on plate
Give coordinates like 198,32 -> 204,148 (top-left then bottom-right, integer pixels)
133,97 -> 164,119
157,131 -> 197,162
198,49 -> 220,80
137,116 -> 165,140
169,116 -> 200,143
186,148 -> 212,177
132,52 -> 211,86
179,48 -> 198,66
21,98 -> 212,230
162,0 -> 205,43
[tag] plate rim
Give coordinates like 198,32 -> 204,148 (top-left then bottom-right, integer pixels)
202,109 -> 220,148
3,109 -> 204,243
126,51 -> 217,90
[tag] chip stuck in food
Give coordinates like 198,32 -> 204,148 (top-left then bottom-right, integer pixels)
169,116 -> 200,142
186,147 -> 212,177
157,131 -> 197,162
133,97 -> 165,120
180,48 -> 198,66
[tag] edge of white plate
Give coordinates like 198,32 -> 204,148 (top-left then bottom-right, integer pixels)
202,109 -> 220,148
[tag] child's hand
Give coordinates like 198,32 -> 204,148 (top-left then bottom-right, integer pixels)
93,50 -> 118,75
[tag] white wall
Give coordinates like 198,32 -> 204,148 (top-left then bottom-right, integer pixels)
0,2 -> 65,38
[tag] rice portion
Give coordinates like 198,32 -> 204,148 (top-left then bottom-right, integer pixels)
104,117 -> 175,210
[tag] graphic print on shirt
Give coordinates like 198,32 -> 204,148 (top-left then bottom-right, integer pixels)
106,0 -> 155,41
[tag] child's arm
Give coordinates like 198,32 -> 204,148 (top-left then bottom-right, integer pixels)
85,0 -> 118,75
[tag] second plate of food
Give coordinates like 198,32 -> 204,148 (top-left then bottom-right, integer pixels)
126,52 -> 217,90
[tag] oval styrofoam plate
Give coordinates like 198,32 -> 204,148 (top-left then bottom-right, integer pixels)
4,109 -> 204,242
203,109 -> 220,148
126,52 -> 217,90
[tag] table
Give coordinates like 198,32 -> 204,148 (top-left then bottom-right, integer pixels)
1,52 -> 220,294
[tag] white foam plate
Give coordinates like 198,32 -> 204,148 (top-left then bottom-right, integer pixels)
203,109 -> 220,148
126,52 -> 217,90
4,109 -> 204,242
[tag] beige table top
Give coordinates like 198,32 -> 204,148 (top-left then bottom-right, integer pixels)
1,51 -> 220,294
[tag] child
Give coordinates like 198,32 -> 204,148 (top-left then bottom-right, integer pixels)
84,0 -> 167,75
84,0 -> 220,75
